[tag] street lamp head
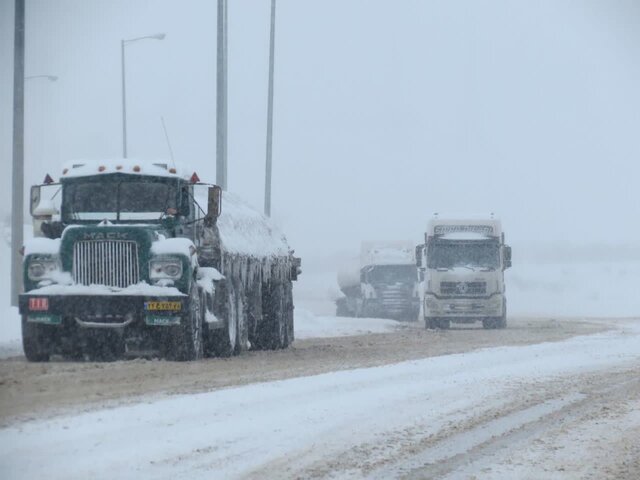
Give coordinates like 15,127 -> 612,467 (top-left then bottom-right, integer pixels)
123,33 -> 167,44
25,74 -> 59,82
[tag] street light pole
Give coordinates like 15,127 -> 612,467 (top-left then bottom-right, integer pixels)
264,0 -> 276,216
121,39 -> 127,158
11,0 -> 25,307
120,33 -> 165,159
216,0 -> 228,190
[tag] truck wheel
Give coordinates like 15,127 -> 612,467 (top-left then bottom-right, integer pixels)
498,300 -> 507,329
22,316 -> 51,362
438,318 -> 451,329
168,282 -> 203,361
426,317 -> 449,329
482,318 -> 493,329
234,282 -> 249,354
278,281 -> 294,349
335,297 -> 350,317
284,282 -> 294,347
255,282 -> 286,350
210,281 -> 238,357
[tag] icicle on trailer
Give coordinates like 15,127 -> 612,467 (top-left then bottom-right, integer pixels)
18,160 -> 301,361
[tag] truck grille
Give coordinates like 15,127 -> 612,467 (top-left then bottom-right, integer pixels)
377,284 -> 413,312
440,281 -> 486,296
73,240 -> 140,288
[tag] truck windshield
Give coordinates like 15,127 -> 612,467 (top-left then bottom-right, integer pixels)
365,264 -> 416,284
62,179 -> 178,222
428,240 -> 500,270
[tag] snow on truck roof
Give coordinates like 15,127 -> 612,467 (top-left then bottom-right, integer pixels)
360,241 -> 415,266
60,159 -> 194,181
427,216 -> 502,238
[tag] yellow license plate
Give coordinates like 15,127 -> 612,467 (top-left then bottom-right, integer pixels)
144,301 -> 182,311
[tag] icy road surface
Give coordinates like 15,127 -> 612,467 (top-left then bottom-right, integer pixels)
1,319 -> 639,479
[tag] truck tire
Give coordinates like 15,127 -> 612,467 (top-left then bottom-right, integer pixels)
167,282 -> 203,361
210,281 -> 238,357
22,316 -> 51,362
498,299 -> 507,329
425,316 -> 437,329
335,297 -> 351,317
254,282 -> 286,350
234,281 -> 249,354
482,318 -> 497,329
426,317 -> 449,329
285,282 -> 294,347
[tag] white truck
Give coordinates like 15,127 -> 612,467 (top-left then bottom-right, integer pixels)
336,241 -> 420,321
416,216 -> 512,329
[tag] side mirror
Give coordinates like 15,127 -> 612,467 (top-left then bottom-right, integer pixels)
503,245 -> 512,269
205,185 -> 222,224
31,184 -> 60,217
415,244 -> 425,268
30,185 -> 41,216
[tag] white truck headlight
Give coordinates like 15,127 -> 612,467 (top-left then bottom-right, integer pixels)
150,257 -> 183,280
27,256 -> 59,281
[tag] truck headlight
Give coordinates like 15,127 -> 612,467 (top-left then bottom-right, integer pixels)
27,256 -> 59,281
150,257 -> 183,280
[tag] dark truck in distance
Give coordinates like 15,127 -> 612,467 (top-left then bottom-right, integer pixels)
336,241 -> 419,321
19,160 -> 300,361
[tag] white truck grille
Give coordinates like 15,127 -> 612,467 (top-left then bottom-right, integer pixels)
440,281 -> 487,296
73,240 -> 140,288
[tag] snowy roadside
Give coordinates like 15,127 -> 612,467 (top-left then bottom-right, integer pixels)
1,322 -> 639,479
294,308 -> 400,339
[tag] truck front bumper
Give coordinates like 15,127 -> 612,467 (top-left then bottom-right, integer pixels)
424,293 -> 504,319
19,293 -> 188,327
362,298 -> 420,321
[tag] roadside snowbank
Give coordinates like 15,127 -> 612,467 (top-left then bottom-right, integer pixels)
294,308 -> 399,339
0,224 -> 22,357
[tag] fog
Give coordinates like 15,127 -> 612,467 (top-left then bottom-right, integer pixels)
1,0 -> 640,262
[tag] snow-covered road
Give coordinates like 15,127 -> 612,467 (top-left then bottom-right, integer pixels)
2,321 -> 639,479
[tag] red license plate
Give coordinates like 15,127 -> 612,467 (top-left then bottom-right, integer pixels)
29,297 -> 49,311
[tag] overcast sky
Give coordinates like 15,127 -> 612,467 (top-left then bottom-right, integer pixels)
1,0 -> 639,262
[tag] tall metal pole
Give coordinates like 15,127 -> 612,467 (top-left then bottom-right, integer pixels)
216,0 -> 228,190
11,0 -> 25,307
264,0 -> 276,216
121,39 -> 128,158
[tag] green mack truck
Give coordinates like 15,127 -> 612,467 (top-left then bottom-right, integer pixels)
19,160 -> 300,361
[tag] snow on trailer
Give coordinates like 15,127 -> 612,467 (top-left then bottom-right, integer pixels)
19,160 -> 300,361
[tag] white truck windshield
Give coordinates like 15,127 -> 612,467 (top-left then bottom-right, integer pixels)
428,240 -> 500,270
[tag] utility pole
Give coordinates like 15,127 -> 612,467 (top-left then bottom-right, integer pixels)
121,39 -> 127,158
264,0 -> 276,216
11,0 -> 25,306
216,0 -> 228,190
